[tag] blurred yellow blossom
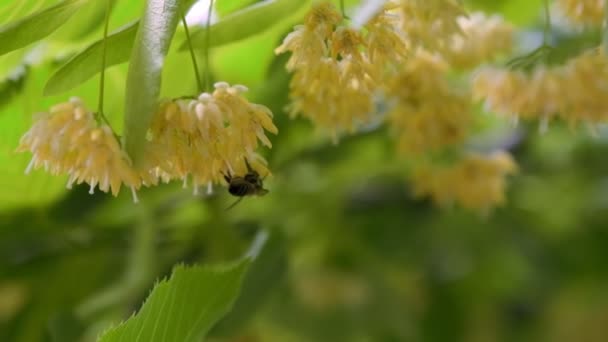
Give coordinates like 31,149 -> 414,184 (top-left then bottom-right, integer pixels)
16,98 -> 142,201
411,151 -> 518,211
276,1 -> 407,140
148,82 -> 277,194
473,48 -> 608,129
399,0 -> 466,53
365,5 -> 408,74
556,0 -> 605,26
387,51 -> 472,155
444,12 -> 515,69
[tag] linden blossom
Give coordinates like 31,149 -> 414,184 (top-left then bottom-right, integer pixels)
443,12 -> 514,69
275,2 -> 406,141
473,48 -> 608,129
386,51 -> 472,156
16,98 -> 142,202
146,82 -> 277,196
556,0 -> 606,26
410,151 -> 518,212
399,0 -> 466,53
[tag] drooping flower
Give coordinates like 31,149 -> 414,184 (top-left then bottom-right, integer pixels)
386,51 -> 472,155
276,1 -> 407,140
148,82 -> 278,194
16,98 -> 142,201
399,0 -> 466,53
363,5 -> 408,76
556,0 -> 605,26
473,48 -> 608,129
410,151 -> 518,211
274,2 -> 340,71
444,12 -> 514,69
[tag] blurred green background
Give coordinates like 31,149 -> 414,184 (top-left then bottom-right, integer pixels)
2,0 -> 608,341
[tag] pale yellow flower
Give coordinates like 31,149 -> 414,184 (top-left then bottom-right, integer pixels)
276,2 -> 407,140
399,0 -> 466,53
274,26 -> 328,71
304,1 -> 342,33
556,0 -> 605,26
387,51 -> 472,155
365,6 -> 409,76
444,12 -> 514,69
561,49 -> 608,126
274,2 -> 341,71
148,82 -> 277,194
473,48 -> 608,128
473,67 -> 562,124
17,98 -> 141,201
411,151 -> 518,211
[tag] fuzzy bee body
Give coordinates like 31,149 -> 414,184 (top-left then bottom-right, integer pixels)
223,159 -> 269,209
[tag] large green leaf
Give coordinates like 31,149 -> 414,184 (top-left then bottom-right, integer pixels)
0,0 -> 90,57
179,0 -> 309,51
0,1 -> 51,22
44,0 -> 200,96
210,0 -> 310,87
211,229 -> 288,336
123,0 -> 185,164
97,261 -> 250,342
44,22 -> 138,96
215,0 -> 257,17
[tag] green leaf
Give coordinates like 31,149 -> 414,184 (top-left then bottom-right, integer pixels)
44,0 -> 200,96
0,1 -> 56,23
44,22 -> 138,96
97,261 -> 250,342
216,0 -> 257,17
123,0 -> 185,164
0,0 -> 90,57
179,0 -> 309,51
212,230 -> 288,336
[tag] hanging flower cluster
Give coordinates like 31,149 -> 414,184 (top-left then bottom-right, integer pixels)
400,0 -> 466,53
147,82 -> 278,194
556,0 -> 605,26
397,0 -> 514,68
411,152 -> 518,212
443,12 -> 514,69
16,98 -> 142,201
386,50 -> 472,155
16,83 -> 278,201
473,49 -> 608,129
275,2 -> 407,141
273,0 -> 521,211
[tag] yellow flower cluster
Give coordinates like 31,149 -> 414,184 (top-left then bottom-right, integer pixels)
17,83 -> 277,200
275,1 -> 407,140
556,0 -> 605,26
386,51 -> 471,155
147,82 -> 278,194
16,98 -> 141,201
444,12 -> 514,69
473,48 -> 608,128
400,0 -> 466,53
411,152 -> 518,211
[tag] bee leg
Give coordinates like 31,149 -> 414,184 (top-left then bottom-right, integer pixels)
221,171 -> 231,183
244,157 -> 253,172
225,196 -> 244,210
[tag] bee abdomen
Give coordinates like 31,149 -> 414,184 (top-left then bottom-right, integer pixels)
228,183 -> 252,197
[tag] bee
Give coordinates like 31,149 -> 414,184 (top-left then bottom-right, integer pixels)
223,158 -> 269,209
